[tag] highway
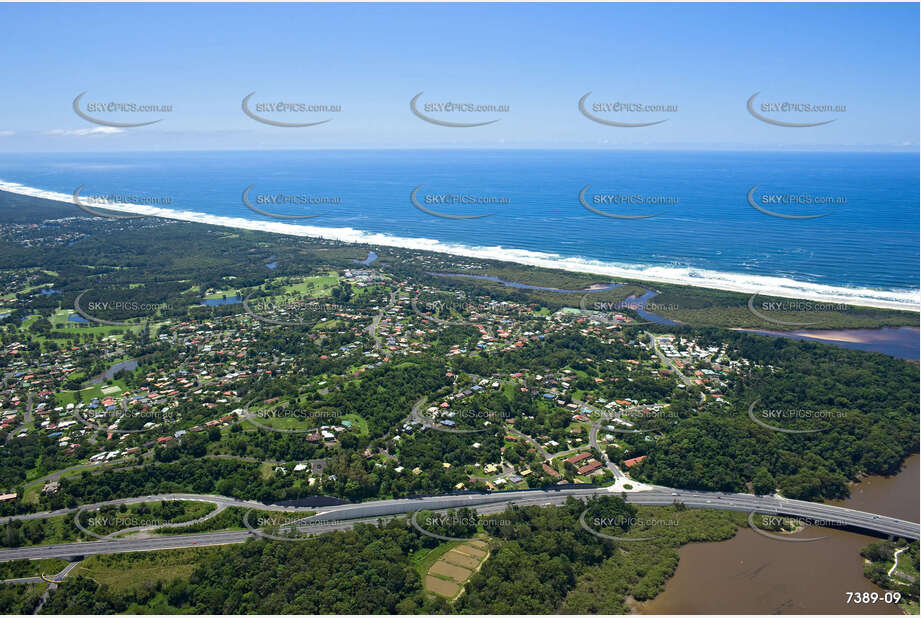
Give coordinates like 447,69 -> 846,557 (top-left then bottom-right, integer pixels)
0,485 -> 916,562
302,487 -> 919,540
2,342 -> 916,564
1,341 -> 916,561
0,493 -> 298,525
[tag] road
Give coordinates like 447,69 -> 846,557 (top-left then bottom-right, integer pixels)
588,421 -> 626,480
34,560 -> 82,612
0,493 -> 298,525
406,396 -> 497,435
5,392 -> 33,443
367,287 -> 398,353
410,295 -> 494,339
647,331 -> 692,387
21,454 -> 299,498
76,502 -> 229,540
1,559 -> 80,586
1,332 -> 916,563
505,426 -> 551,459
0,485 -> 916,562
573,396 -> 639,481
22,457 -> 132,495
71,405 -> 103,442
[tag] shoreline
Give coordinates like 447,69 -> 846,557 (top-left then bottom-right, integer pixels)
735,326 -> 920,345
637,455 -> 920,614
1,180 -> 918,313
733,327 -> 920,360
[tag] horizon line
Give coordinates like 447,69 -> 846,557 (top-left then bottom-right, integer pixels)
2,147 -> 918,155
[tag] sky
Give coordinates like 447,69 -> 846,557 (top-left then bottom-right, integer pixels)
0,2 -> 918,151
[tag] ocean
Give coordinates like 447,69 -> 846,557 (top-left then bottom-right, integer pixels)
0,150 -> 917,310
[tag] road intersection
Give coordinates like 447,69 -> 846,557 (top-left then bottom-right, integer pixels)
0,483 -> 915,564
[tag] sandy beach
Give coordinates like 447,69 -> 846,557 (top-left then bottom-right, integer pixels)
2,180 -> 918,313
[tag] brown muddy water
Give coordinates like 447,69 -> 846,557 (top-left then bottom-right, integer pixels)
638,454 -> 919,614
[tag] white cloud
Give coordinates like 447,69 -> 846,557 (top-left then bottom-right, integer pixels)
0,130 -> 14,136
45,127 -> 125,136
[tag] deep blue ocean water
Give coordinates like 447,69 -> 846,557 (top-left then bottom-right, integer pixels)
1,150 -> 917,304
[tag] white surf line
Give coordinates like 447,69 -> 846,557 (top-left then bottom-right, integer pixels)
1,179 -> 917,312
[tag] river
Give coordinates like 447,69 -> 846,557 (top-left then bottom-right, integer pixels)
89,359 -> 139,385
427,271 -> 622,293
736,327 -> 919,361
637,454 -> 919,614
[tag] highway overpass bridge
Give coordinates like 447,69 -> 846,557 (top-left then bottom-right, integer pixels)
0,485 -> 916,563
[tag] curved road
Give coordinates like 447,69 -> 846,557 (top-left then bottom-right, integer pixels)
367,287 -> 398,353
0,485 -> 916,562
647,331 -> 692,387
5,393 -> 33,443
411,295 -> 494,339
0,493 -> 300,525
1,560 -> 81,586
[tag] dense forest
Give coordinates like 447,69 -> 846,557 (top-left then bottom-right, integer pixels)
633,328 -> 919,500
860,539 -> 920,610
37,498 -> 747,614
0,190 -> 918,615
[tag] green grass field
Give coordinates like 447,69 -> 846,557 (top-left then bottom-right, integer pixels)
0,558 -> 69,580
72,548 -> 212,594
411,540 -> 460,578
279,273 -> 339,296
340,413 -> 369,436
55,377 -> 130,406
202,289 -> 241,300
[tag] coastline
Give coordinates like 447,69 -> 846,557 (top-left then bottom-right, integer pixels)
2,180 -> 918,313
